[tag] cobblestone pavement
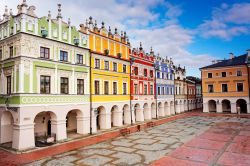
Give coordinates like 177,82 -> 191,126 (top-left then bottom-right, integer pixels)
26,116 -> 250,166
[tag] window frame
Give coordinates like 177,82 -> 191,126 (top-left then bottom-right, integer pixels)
9,46 -> 13,58
221,83 -> 228,92
40,75 -> 51,94
123,64 -> 126,73
95,59 -> 100,69
144,84 -> 148,95
6,76 -> 11,95
207,73 -> 212,78
94,80 -> 100,95
104,81 -> 109,95
237,82 -> 244,92
76,54 -> 83,64
237,70 -> 242,76
221,72 -> 227,77
60,77 -> 69,94
40,47 -> 50,59
123,82 -> 127,95
60,50 -> 68,62
104,61 -> 109,70
134,84 -> 138,95
113,82 -> 117,95
113,62 -> 117,72
77,79 -> 84,95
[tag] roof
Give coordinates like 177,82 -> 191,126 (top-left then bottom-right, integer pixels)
200,54 -> 247,69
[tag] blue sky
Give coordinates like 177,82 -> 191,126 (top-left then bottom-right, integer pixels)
1,0 -> 250,77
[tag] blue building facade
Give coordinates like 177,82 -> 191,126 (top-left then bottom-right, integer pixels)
155,56 -> 175,117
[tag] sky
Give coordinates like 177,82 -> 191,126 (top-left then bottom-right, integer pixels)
1,0 -> 250,77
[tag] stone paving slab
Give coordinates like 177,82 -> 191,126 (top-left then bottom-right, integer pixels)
10,114 -> 248,166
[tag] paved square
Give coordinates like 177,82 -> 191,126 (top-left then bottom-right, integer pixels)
25,115 -> 250,166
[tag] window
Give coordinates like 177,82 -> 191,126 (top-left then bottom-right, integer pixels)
77,79 -> 84,94
158,87 -> 161,95
222,72 -> 226,77
123,65 -> 126,73
94,81 -> 100,94
150,70 -> 153,78
6,76 -> 11,95
123,83 -> 127,95
9,46 -> 13,58
167,87 -> 169,95
40,75 -> 50,94
175,87 -> 177,95
222,84 -> 228,92
150,85 -> 153,95
104,61 -> 109,70
179,87 -> 181,94
134,67 -> 138,75
157,72 -> 160,78
162,73 -> 164,79
113,62 -> 117,72
144,84 -> 148,95
208,73 -> 212,78
40,47 -> 50,59
95,59 -> 100,69
144,69 -> 147,77
134,84 -> 138,95
76,54 -> 83,64
60,50 -> 68,62
0,49 -> 3,60
104,81 -> 109,95
237,70 -> 242,76
237,83 -> 243,92
60,77 -> 69,94
113,82 -> 117,94
161,87 -> 164,95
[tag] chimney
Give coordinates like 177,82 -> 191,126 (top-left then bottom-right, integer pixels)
247,49 -> 250,57
229,52 -> 234,59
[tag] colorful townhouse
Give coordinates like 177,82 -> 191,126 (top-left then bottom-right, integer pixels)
130,44 -> 155,122
186,79 -> 196,111
0,1 -> 90,150
186,76 -> 203,110
86,17 -> 131,132
200,52 -> 250,114
174,65 -> 187,113
155,55 -> 175,116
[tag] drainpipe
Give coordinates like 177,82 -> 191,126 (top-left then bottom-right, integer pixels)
246,63 -> 250,111
155,64 -> 158,119
89,51 -> 93,135
130,59 -> 133,125
187,81 -> 189,111
173,72 -> 176,113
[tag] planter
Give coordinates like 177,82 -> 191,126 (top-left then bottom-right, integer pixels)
41,29 -> 48,37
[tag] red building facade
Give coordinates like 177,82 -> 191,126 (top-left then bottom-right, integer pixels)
130,44 -> 156,122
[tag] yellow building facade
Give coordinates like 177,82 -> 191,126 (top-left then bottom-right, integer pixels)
201,53 -> 250,114
82,17 -> 131,132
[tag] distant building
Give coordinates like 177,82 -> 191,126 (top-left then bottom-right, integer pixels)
200,52 -> 250,114
174,65 -> 187,113
130,44 -> 155,122
155,55 -> 175,117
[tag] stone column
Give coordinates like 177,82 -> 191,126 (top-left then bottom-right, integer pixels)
51,119 -> 67,141
231,102 -> 237,114
124,110 -> 131,124
113,111 -> 123,127
176,104 -> 181,114
135,109 -> 144,122
12,123 -> 35,150
100,112 -> 111,129
203,102 -> 209,113
158,106 -> 165,117
76,116 -> 89,135
165,105 -> 170,116
217,103 -> 223,113
144,108 -> 151,120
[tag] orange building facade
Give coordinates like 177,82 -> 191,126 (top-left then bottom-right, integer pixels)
201,52 -> 250,114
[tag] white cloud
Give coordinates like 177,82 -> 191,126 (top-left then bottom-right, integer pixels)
0,0 -> 216,76
199,3 -> 250,40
